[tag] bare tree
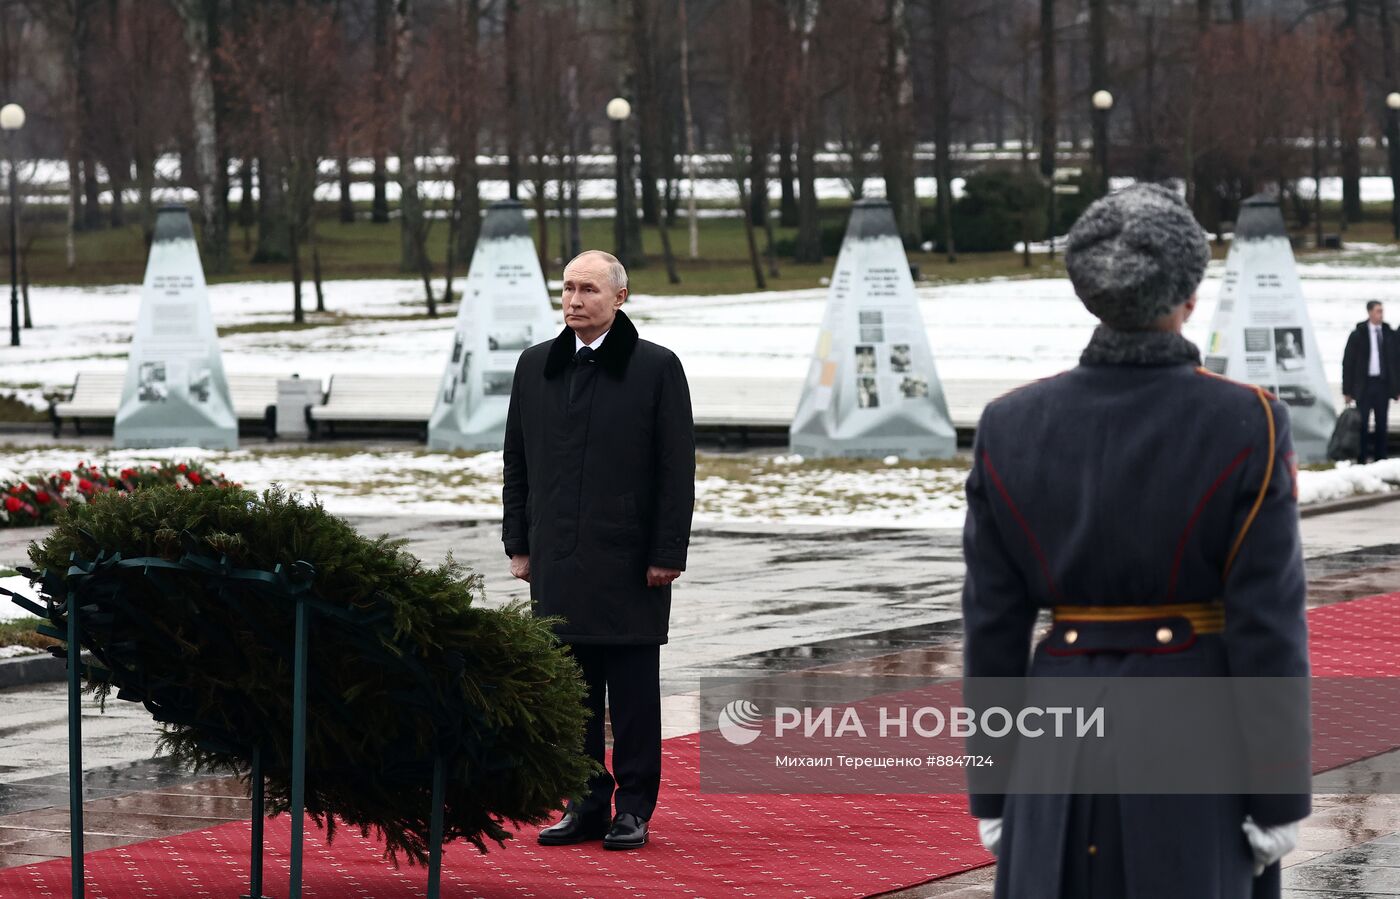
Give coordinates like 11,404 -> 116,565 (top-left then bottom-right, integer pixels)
170,0 -> 230,273
880,0 -> 919,246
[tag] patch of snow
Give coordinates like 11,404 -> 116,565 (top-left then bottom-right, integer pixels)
1296,460 -> 1400,505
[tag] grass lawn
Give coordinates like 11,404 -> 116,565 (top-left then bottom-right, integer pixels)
18,200 -> 1075,294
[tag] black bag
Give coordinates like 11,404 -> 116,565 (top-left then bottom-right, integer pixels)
1328,406 -> 1362,462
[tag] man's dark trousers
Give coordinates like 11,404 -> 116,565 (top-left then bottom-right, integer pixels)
1359,375 -> 1391,462
570,643 -> 662,822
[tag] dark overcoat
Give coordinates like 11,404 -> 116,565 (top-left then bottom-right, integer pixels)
502,309 -> 695,645
1341,320 -> 1400,399
961,327 -> 1311,899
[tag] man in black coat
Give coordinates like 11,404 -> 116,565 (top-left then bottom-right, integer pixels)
503,249 -> 695,851
962,185 -> 1310,898
1342,300 -> 1400,462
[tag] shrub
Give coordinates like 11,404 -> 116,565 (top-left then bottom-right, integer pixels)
925,170 -> 1048,253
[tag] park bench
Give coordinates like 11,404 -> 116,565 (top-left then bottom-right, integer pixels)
306,373 -> 437,440
690,375 -> 803,446
51,370 -> 286,437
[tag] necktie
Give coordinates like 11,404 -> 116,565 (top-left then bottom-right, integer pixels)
569,346 -> 596,403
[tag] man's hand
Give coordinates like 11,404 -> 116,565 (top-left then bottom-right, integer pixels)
646,566 -> 681,588
510,554 -> 531,583
1344,395 -> 1353,405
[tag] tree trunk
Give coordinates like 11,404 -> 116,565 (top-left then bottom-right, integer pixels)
290,220 -> 304,324
82,160 -> 101,231
629,0 -> 662,227
312,218 -> 325,313
504,0 -> 521,200
1339,0 -> 1363,226
1089,0 -> 1109,197
137,149 -> 156,247
254,155 -> 291,263
395,0 -> 427,276
1040,0 -> 1057,254
454,0 -> 482,265
19,246 -> 30,328
794,0 -> 822,264
175,0 -> 230,273
737,170 -> 766,290
371,0 -> 391,223
678,0 -> 700,258
338,145 -> 354,223
778,129 -> 798,227
933,0 -> 955,261
534,175 -> 549,273
881,0 -> 919,246
1380,0 -> 1400,238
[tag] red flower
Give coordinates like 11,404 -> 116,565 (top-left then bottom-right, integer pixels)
188,472 -> 203,485
77,478 -> 94,493
177,464 -> 188,473
35,491 -> 50,505
3,496 -> 20,513
59,471 -> 72,484
120,468 -> 135,479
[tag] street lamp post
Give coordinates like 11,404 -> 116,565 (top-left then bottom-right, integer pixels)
1387,92 -> 1400,240
0,103 -> 23,348
1091,89 -> 1114,199
606,97 -> 633,268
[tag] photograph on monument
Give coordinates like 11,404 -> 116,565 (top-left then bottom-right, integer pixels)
1273,328 -> 1305,372
460,352 -> 472,384
451,334 -> 463,364
859,310 -> 885,343
137,362 -> 168,403
442,373 -> 456,404
855,345 -> 877,375
890,344 -> 912,373
482,371 -> 513,396
188,367 -> 211,403
488,325 -> 534,351
900,375 -> 929,399
856,377 -> 880,409
1277,385 -> 1317,407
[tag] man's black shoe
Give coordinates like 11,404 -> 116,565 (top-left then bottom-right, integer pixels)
537,809 -> 610,846
603,813 -> 649,850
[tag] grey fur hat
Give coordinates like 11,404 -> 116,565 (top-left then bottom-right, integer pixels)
1064,183 -> 1210,330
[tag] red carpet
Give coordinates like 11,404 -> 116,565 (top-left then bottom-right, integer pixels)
0,590 -> 1395,898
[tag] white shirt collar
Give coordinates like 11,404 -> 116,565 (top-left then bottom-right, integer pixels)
575,330 -> 609,352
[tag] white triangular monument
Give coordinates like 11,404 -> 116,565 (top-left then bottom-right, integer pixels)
1202,194 -> 1336,462
114,206 -> 237,450
790,199 -> 955,459
428,199 -> 558,451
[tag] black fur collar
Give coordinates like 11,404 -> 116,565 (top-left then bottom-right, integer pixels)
544,308 -> 640,378
1079,325 -> 1202,367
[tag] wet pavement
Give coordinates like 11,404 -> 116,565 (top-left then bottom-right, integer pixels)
0,501 -> 1397,896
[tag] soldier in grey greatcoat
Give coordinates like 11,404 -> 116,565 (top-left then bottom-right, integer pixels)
961,184 -> 1310,898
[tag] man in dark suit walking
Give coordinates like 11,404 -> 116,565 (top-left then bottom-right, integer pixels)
503,250 -> 695,851
1342,300 -> 1400,462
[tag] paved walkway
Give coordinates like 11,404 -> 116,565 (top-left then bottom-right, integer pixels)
0,503 -> 1396,895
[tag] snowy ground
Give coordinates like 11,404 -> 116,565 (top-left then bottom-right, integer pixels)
0,236 -> 1394,546
2,238 -> 1390,389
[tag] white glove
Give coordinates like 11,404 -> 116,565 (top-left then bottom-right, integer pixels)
977,817 -> 1002,857
1241,816 -> 1299,876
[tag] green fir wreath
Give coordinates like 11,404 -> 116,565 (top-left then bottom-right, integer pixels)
19,484 -> 594,862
